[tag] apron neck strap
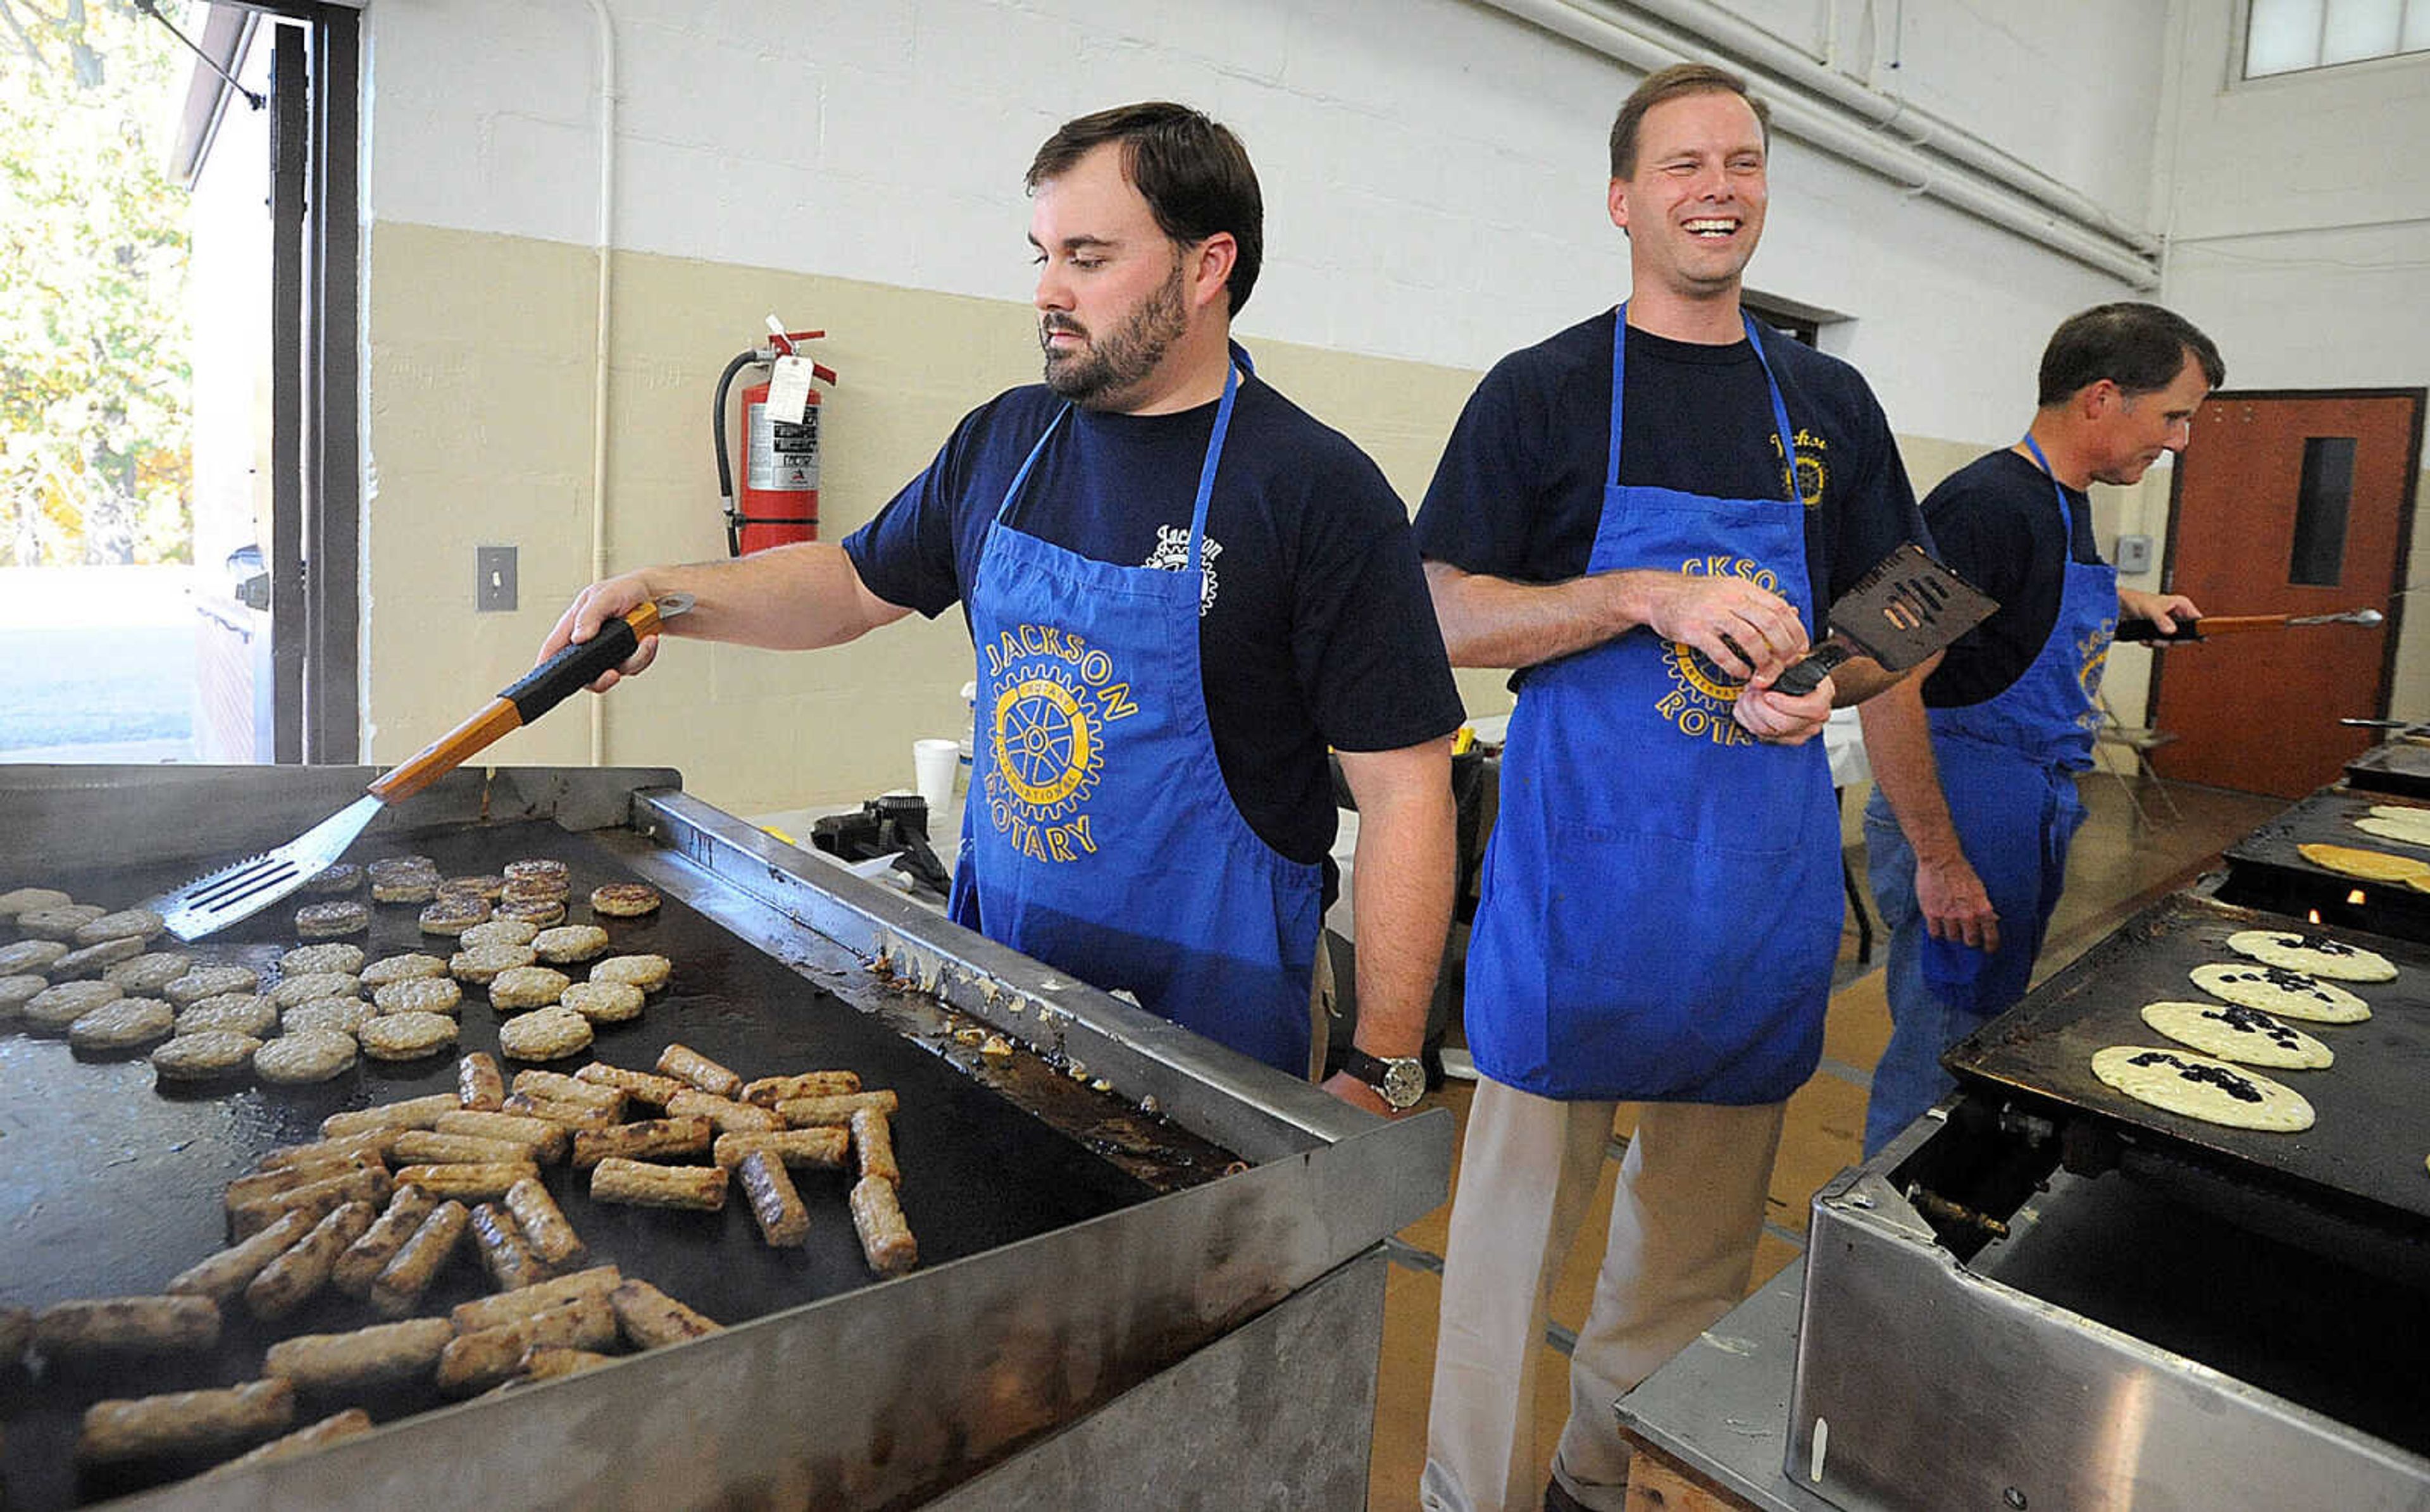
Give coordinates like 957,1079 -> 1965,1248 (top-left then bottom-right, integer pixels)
2019,433 -> 2078,538
995,343 -> 1249,575
1610,304 -> 1802,503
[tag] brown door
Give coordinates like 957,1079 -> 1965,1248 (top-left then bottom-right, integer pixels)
2149,389 -> 2424,798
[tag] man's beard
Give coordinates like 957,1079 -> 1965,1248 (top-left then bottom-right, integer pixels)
1039,257 -> 1189,407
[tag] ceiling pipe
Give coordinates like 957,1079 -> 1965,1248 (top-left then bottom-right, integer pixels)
1478,0 -> 2160,289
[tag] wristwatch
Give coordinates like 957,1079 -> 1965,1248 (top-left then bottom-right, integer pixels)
1340,1048 -> 1426,1110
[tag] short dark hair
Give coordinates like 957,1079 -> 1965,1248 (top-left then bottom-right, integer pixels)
2038,302 -> 2226,406
1609,63 -> 1771,178
1028,102 -> 1264,316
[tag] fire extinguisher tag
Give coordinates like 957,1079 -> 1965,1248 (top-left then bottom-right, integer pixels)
765,355 -> 814,426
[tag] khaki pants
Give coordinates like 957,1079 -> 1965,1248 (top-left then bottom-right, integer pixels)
1421,1079 -> 1785,1512
1307,937 -> 1337,1082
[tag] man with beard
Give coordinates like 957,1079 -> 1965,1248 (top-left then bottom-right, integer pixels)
540,102 -> 1462,1113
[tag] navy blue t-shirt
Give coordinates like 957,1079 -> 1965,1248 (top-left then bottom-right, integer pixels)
845,376 -> 1464,870
1917,448 -> 2105,709
1414,310 -> 1927,669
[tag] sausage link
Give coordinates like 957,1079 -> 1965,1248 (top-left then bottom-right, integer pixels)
449,1264 -> 622,1334
368,1199 -> 471,1319
589,1157 -> 728,1211
321,1093 -> 464,1139
258,1132 -> 399,1170
457,1051 -> 507,1112
437,1293 -> 616,1396
392,1162 -> 540,1201
574,1061 -> 686,1106
229,1166 -> 392,1240
0,1304 -> 30,1365
775,1090 -> 899,1128
390,1129 -> 532,1166
665,1089 -> 782,1135
34,1295 -> 221,1357
501,1090 -> 620,1129
469,1201 -> 551,1291
654,1042 -> 742,1099
712,1128 -> 848,1171
740,1070 -> 862,1106
503,1177 -> 586,1268
850,1175 -> 918,1277
511,1069 -> 623,1112
850,1108 -> 900,1186
331,1185 -> 440,1298
77,1378 -> 294,1465
737,1150 -> 811,1248
169,1208 -> 319,1305
246,1200 -> 377,1320
571,1116 -> 713,1170
608,1279 -> 721,1349
433,1110 -> 570,1163
518,1345 -> 613,1382
226,1149 -> 382,1209
263,1316 -> 454,1391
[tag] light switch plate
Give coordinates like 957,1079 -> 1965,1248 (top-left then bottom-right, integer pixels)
477,545 -> 518,612
2114,533 -> 2152,575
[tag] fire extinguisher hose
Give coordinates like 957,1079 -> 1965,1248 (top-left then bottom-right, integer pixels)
711,347 -> 761,544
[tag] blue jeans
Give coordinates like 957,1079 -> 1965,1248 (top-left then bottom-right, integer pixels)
1860,791 -> 1999,1157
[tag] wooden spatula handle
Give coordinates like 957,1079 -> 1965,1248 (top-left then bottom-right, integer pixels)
368,601 -> 667,805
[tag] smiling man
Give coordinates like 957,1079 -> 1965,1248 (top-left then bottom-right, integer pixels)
1858,304 -> 2224,1156
1414,64 -> 1927,1512
540,103 -> 1462,1113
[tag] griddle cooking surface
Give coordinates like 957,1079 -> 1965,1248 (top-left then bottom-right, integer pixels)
1,819 -> 1160,1509
1946,893 -> 2430,1227
2346,738 -> 2430,800
2215,787 -> 2430,943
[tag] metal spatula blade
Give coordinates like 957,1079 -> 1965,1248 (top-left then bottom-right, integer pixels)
135,595 -> 690,941
146,795 -> 385,942
1773,543 -> 1998,697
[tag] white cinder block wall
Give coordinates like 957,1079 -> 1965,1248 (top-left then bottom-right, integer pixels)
354,0 -> 2421,803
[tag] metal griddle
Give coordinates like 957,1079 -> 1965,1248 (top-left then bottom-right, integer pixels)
0,764 -> 1453,1511
2346,735 -> 2430,800
2214,785 -> 2430,943
1941,890 -> 2430,1229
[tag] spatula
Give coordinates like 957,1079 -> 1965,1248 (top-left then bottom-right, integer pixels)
1771,543 -> 1998,698
142,595 -> 692,941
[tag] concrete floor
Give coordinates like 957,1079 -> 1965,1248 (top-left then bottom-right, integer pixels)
1359,774 -> 2284,1511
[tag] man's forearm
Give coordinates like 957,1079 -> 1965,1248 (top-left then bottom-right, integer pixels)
1827,655 -> 1907,709
642,542 -> 906,652
1340,747 -> 1458,1060
1426,561 -> 1647,669
1856,674 -> 1964,862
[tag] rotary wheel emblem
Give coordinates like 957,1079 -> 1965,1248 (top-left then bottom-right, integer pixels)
1665,641 -> 1744,703
992,678 -> 1095,810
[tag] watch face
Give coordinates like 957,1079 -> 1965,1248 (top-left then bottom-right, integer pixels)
1380,1058 -> 1426,1108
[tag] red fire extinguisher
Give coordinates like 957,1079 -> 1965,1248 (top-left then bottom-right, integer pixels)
714,327 -> 839,556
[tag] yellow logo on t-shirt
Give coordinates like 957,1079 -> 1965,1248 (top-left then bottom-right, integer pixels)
1769,428 -> 1829,509
980,623 -> 1138,862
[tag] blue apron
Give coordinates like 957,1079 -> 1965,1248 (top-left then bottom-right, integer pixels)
947,346 -> 1323,1075
1917,436 -> 2117,1010
1464,310 -> 1841,1104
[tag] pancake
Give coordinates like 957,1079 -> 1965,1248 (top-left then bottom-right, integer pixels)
2090,1044 -> 2314,1132
2138,1000 -> 2333,1069
2296,843 -> 2430,883
2224,929 -> 2398,983
2188,961 -> 2371,1024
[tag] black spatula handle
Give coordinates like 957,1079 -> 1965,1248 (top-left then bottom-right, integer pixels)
501,613 -> 646,723
1771,640 -> 1850,698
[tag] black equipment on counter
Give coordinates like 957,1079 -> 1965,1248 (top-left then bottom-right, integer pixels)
810,795 -> 953,896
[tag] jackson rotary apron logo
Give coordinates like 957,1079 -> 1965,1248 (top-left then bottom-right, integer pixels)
981,623 -> 1138,862
1654,555 -> 1773,747
2074,618 -> 2115,731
